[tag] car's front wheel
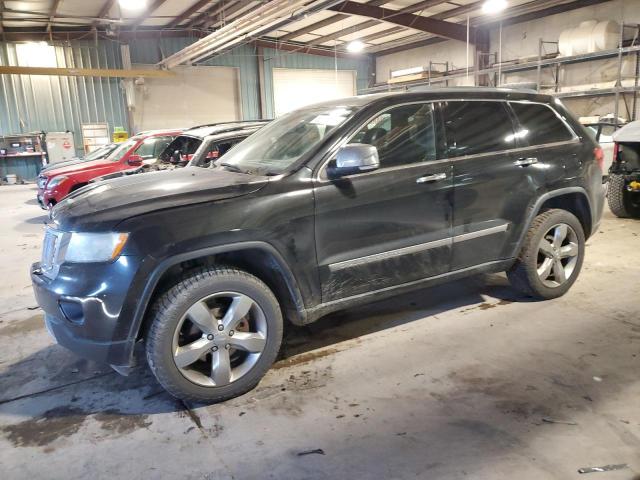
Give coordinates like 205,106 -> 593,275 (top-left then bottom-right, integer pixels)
507,209 -> 585,300
146,267 -> 283,403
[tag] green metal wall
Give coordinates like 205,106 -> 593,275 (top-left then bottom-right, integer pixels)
0,36 -> 372,179
0,41 -> 128,156
128,37 -> 373,119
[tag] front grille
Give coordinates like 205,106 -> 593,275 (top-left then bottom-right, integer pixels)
37,175 -> 47,189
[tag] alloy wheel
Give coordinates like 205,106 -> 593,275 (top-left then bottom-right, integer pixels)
536,223 -> 580,288
172,292 -> 267,387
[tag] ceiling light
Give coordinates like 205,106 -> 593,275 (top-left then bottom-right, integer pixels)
347,40 -> 365,53
482,0 -> 508,15
118,0 -> 147,11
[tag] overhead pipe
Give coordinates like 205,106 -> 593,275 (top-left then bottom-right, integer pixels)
164,0 -> 327,67
159,0 -> 344,69
161,0 -> 303,67
190,0 -> 355,63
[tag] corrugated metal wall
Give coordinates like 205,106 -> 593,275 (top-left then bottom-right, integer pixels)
0,35 -> 372,179
129,37 -> 372,120
0,40 -> 129,159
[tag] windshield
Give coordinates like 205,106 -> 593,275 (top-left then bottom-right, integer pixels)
107,139 -> 138,162
218,106 -> 357,175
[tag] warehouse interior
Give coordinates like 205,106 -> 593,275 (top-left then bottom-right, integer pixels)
0,0 -> 639,478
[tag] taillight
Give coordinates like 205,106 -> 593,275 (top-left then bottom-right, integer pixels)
594,146 -> 604,171
613,142 -> 620,163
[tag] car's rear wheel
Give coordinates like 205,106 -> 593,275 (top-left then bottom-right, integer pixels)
608,173 -> 640,218
146,267 -> 283,403
507,209 -> 585,300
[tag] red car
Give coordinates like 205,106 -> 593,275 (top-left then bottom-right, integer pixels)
37,129 -> 181,209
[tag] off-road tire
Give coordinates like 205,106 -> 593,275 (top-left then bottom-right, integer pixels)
507,209 -> 585,300
145,267 -> 283,403
607,174 -> 640,218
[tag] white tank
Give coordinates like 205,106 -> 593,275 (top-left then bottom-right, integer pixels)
558,20 -> 619,56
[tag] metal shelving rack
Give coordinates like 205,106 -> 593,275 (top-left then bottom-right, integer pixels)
366,23 -> 640,122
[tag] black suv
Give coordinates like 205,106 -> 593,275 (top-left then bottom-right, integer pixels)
31,89 -> 605,403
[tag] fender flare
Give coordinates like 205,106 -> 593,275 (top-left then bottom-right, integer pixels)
515,186 -> 593,253
126,241 -> 308,343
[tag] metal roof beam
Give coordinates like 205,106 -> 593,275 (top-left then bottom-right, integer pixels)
166,0 -> 213,28
92,0 -> 116,28
131,0 -> 168,29
318,1 -> 473,44
279,0 -> 391,41
46,0 -> 62,32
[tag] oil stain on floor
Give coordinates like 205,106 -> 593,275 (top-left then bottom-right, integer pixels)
1,405 -> 152,449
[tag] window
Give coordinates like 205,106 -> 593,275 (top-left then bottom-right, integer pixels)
510,102 -> 575,146
158,136 -> 203,164
442,101 -> 516,157
135,136 -> 174,160
220,106 -> 356,175
109,139 -> 137,162
192,139 -> 242,168
134,138 -> 158,159
350,103 -> 437,168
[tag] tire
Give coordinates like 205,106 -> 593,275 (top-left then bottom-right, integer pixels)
607,174 -> 640,219
507,209 -> 585,300
145,267 -> 283,403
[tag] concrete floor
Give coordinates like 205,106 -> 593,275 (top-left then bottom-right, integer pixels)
0,184 -> 639,480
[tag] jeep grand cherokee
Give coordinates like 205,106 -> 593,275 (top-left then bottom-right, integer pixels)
31,89 -> 605,403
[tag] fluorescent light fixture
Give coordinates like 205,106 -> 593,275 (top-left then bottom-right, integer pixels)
119,0 -> 147,11
482,0 -> 508,14
390,66 -> 426,78
346,40 -> 365,53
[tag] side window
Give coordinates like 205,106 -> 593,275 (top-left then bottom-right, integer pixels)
510,102 -> 575,146
196,140 -> 240,168
442,101 -> 516,157
153,136 -> 173,157
134,138 -> 158,159
349,103 -> 437,168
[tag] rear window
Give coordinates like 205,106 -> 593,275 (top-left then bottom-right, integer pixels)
442,101 -> 516,157
510,102 -> 575,146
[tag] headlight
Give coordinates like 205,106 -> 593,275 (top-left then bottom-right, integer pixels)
47,175 -> 68,189
64,232 -> 129,263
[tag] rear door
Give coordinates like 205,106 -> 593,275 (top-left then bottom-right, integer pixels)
313,102 -> 453,302
509,101 -> 582,184
443,100 -> 548,270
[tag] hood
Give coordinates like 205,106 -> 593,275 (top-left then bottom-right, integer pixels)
42,158 -> 117,177
51,166 -> 269,231
612,120 -> 640,143
40,157 -> 84,173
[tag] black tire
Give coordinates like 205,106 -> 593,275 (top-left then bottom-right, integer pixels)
607,174 -> 640,219
145,267 -> 283,403
507,209 -> 585,300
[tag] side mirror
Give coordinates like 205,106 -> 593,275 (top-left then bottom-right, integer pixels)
127,154 -> 143,166
329,143 -> 380,177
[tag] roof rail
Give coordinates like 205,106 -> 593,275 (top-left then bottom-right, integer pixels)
185,120 -> 270,131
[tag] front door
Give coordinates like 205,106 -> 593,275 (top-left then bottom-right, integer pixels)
313,102 -> 453,302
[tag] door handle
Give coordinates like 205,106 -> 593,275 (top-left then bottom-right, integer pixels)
416,172 -> 447,184
515,157 -> 538,167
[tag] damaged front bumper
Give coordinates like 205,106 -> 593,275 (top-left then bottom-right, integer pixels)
30,257 -> 143,373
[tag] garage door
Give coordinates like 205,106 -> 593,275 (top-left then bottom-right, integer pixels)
132,65 -> 241,131
272,68 -> 356,117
